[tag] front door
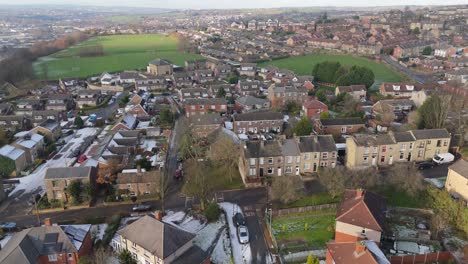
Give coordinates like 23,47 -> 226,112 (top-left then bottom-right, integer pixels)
295,166 -> 299,175
407,152 -> 412,161
260,168 -> 264,177
277,168 -> 282,176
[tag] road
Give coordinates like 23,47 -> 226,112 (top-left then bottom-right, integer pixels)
381,55 -> 434,84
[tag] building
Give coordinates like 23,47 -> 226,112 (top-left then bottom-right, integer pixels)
116,170 -> 161,197
233,111 -> 284,134
114,215 -> 195,264
445,159 -> 468,201
235,95 -> 270,112
76,90 -> 102,108
44,167 -> 95,202
12,132 -> 44,164
445,69 -> 468,84
301,98 -> 329,118
43,94 -> 74,111
314,118 -> 366,136
0,145 -> 27,176
346,129 -> 451,168
238,63 -> 257,77
326,240 -> 390,264
236,80 -> 263,96
188,114 -> 224,138
335,189 -> 387,243
239,140 -> 284,183
378,82 -> 430,98
0,218 -> 92,264
335,85 -> 367,102
184,98 -> 227,117
268,84 -> 308,109
296,135 -> 337,174
32,119 -> 62,141
147,59 -> 173,76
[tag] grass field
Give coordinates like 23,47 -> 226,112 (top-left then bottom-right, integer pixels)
272,210 -> 336,249
34,34 -> 203,79
260,54 -> 405,90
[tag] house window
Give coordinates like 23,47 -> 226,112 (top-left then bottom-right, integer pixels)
285,166 -> 292,173
382,146 -> 387,153
305,153 -> 311,160
364,147 -> 370,154
427,140 -> 431,144
52,180 -> 58,187
48,255 -> 57,262
259,158 -> 264,165
320,161 -> 327,167
331,152 -> 336,158
68,253 -> 73,259
268,158 -> 273,164
191,105 -> 195,110
401,144 -> 406,150
322,153 -> 328,159
250,158 -> 256,166
399,152 -> 404,160
132,242 -> 137,247
363,156 -> 369,163
341,127 -> 347,133
304,163 -> 310,169
443,140 -> 448,147
373,147 -> 378,153
314,153 -> 318,159
437,140 -> 441,147
296,156 -> 300,163
419,142 -> 425,148
418,150 -> 423,157
249,168 -> 256,176
381,156 -> 385,163
267,168 -> 273,174
286,156 -> 293,164
409,143 -> 413,149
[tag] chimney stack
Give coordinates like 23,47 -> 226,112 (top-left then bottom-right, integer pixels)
44,218 -> 52,226
356,188 -> 363,198
355,241 -> 366,254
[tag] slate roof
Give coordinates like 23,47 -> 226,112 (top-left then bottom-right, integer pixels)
236,95 -> 268,106
0,224 -> 91,264
149,59 -> 171,66
244,141 -> 283,158
189,114 -> 224,126
336,189 -> 387,232
448,159 -> 468,179
44,167 -> 93,180
352,134 -> 395,147
297,135 -> 337,153
320,118 -> 365,126
410,129 -> 450,140
234,111 -> 283,122
392,131 -> 416,142
117,215 -> 195,259
0,145 -> 25,160
281,139 -> 300,156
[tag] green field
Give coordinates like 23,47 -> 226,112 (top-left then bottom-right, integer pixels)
34,34 -> 203,79
260,54 -> 405,90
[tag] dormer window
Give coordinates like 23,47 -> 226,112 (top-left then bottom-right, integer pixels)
406,85 -> 414,91
393,85 -> 400,91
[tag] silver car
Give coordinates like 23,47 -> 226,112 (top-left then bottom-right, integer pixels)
237,225 -> 249,244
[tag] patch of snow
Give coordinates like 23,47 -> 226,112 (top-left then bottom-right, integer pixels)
219,202 -> 252,264
163,211 -> 186,223
211,229 -> 232,264
221,127 -> 240,144
91,224 -> 108,241
283,249 -> 326,263
193,217 -> 225,251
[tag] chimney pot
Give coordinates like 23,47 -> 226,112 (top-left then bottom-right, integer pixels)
44,218 -> 52,226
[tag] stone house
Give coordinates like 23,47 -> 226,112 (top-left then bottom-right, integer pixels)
44,167 -> 96,202
233,111 -> 284,134
116,169 -> 161,197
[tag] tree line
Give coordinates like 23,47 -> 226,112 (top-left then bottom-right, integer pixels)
312,61 -> 375,89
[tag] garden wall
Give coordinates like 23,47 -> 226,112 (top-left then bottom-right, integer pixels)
271,203 -> 337,216
389,251 -> 457,264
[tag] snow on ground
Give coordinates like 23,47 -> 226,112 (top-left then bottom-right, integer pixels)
91,224 -> 108,241
219,202 -> 252,264
193,217 -> 225,251
9,127 -> 99,197
163,211 -> 186,223
163,210 -> 206,234
211,229 -> 232,264
0,234 -> 13,248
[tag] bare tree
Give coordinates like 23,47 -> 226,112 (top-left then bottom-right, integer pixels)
270,176 -> 304,204
418,93 -> 452,129
385,163 -> 424,196
207,135 -> 240,183
318,167 -> 346,198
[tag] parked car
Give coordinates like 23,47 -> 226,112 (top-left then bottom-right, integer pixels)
237,225 -> 249,244
233,212 -> 246,227
174,168 -> 183,180
432,153 -> 455,165
132,202 -> 152,212
417,161 -> 434,170
77,154 -> 88,163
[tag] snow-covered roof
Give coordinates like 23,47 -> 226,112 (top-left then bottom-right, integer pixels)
0,145 -> 25,160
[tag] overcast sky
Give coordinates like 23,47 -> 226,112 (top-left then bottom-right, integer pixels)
0,0 -> 466,9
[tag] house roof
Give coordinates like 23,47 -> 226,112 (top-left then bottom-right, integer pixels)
44,167 -> 93,180
0,224 -> 91,264
297,135 -> 337,153
410,129 -> 450,140
189,114 -> 224,126
0,145 -> 25,160
448,159 -> 468,179
392,131 -> 415,142
244,140 -> 283,158
326,241 -> 390,264
236,95 -> 268,106
319,118 -> 365,126
281,139 -> 300,156
116,170 -> 161,184
234,111 -> 283,122
337,85 -> 367,92
303,98 -> 328,109
149,59 -> 171,66
117,215 -> 195,259
381,83 -> 425,92
185,98 -> 227,105
352,134 -> 395,147
336,189 -> 387,232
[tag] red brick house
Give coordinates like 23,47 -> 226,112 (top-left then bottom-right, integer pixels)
326,241 -> 389,264
185,98 -> 227,117
301,98 -> 328,118
0,218 -> 92,264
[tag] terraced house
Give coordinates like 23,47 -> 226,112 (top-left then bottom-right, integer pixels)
345,129 -> 451,169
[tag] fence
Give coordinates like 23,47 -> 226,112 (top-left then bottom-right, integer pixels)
271,203 -> 338,216
389,251 -> 457,264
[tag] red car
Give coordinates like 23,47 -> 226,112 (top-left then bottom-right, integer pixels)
77,154 -> 88,163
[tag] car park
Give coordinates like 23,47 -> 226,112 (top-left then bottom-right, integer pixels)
237,225 -> 249,244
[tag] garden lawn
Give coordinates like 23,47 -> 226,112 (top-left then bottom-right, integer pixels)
272,210 -> 336,249
260,54 -> 405,90
277,192 -> 340,209
34,34 -> 203,79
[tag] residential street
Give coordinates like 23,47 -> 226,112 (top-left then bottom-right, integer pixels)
381,55 -> 434,84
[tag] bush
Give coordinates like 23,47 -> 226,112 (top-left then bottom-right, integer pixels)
204,203 -> 221,222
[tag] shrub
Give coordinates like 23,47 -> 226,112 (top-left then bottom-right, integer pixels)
204,203 -> 221,222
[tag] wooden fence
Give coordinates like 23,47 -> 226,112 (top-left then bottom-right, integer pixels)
389,251 -> 457,264
271,203 -> 337,216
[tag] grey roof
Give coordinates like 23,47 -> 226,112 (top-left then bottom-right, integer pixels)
149,59 -> 171,66
281,139 -> 300,156
449,159 -> 468,179
0,145 -> 25,160
352,134 -> 396,147
410,129 -> 450,140
38,119 -> 60,131
234,111 -> 283,122
393,131 -> 416,142
185,98 -> 227,105
297,135 -> 337,153
320,118 -> 365,126
244,140 -> 282,158
117,215 -> 195,259
44,166 -> 93,180
0,225 -> 91,264
236,95 -> 268,106
189,114 -> 224,126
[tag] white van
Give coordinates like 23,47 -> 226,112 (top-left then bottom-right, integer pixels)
432,153 -> 454,165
